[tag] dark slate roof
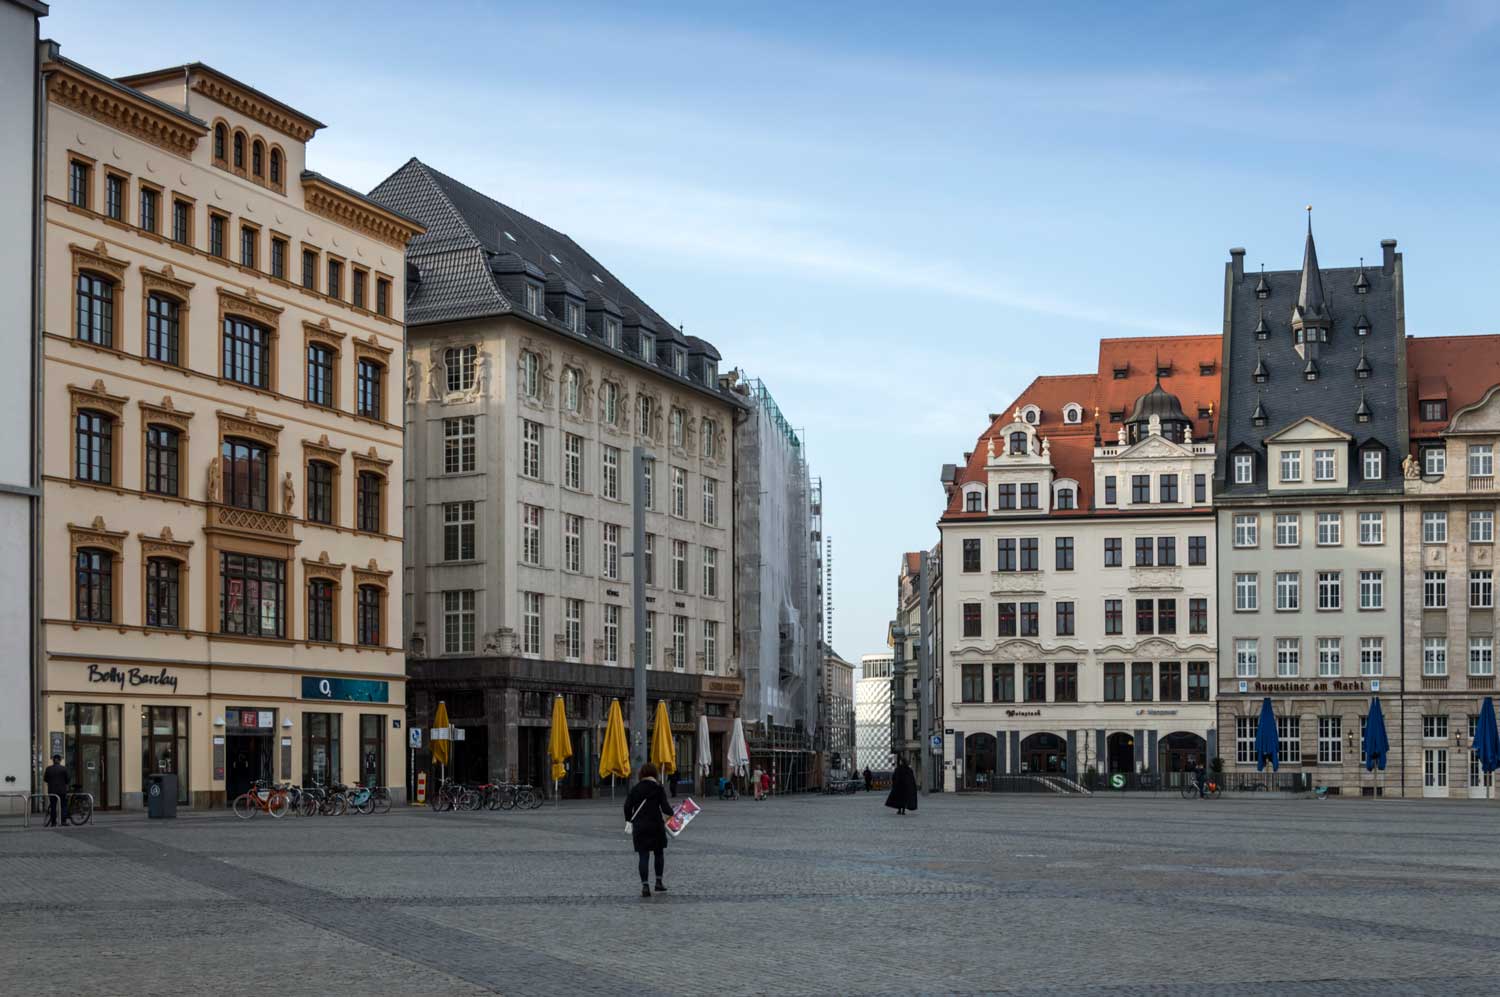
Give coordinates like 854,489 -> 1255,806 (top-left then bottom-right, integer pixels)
1217,229 -> 1405,497
368,158 -> 734,401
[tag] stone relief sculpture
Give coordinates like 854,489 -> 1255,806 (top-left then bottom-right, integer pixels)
206,456 -> 221,502
405,359 -> 419,402
541,357 -> 556,406
281,471 -> 295,515
470,351 -> 490,402
1403,453 -> 1419,479
427,354 -> 447,399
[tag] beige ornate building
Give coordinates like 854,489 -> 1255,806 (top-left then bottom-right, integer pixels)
38,51 -> 422,808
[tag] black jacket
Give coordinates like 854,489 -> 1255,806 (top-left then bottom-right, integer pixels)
43,764 -> 68,796
624,778 -> 674,852
885,763 -> 918,811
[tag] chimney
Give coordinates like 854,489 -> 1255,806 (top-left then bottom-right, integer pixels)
1381,239 -> 1397,275
1229,247 -> 1246,282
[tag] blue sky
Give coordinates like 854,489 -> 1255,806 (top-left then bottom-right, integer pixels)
43,1 -> 1500,662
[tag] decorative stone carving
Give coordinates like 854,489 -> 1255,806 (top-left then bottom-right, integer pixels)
1117,426 -> 1127,445
1041,437 -> 1051,459
1148,413 -> 1162,437
206,456 -> 221,502
427,354 -> 446,399
471,351 -> 490,402
281,471 -> 295,514
1403,453 -> 1419,480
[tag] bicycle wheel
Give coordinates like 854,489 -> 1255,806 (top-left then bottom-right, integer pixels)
67,795 -> 94,826
526,788 -> 543,810
232,794 -> 256,820
1180,781 -> 1195,799
267,793 -> 290,818
301,794 -> 319,817
355,795 -> 375,815
373,792 -> 392,815
1207,783 -> 1223,800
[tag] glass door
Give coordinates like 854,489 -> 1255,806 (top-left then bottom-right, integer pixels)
142,706 -> 189,804
359,714 -> 384,788
1424,748 -> 1449,797
65,703 -> 121,809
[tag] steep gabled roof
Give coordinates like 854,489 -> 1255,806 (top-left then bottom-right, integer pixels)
1407,334 -> 1500,439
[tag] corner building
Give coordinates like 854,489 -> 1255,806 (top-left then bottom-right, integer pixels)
40,53 -> 421,808
939,337 -> 1221,791
370,160 -> 741,796
1214,227 -> 1406,793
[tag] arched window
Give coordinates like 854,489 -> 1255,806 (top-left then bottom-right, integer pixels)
76,272 -> 115,347
1056,486 -> 1076,511
1009,430 -> 1028,455
637,395 -> 655,436
356,470 -> 383,533
75,547 -> 113,622
964,489 -> 984,513
75,409 -> 113,484
356,358 -> 384,420
601,381 -> 618,424
221,437 -> 270,511
222,315 -> 272,389
269,148 -> 283,187
251,139 -> 264,178
1062,403 -> 1083,425
213,123 -> 227,162
357,584 -> 382,645
232,131 -> 245,169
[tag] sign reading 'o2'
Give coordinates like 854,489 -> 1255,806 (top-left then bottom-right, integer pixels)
300,677 -> 391,703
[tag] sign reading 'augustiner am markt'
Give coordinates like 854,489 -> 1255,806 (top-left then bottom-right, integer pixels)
86,664 -> 179,692
1252,680 -> 1371,694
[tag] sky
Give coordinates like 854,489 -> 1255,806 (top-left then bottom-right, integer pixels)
41,0 -> 1500,665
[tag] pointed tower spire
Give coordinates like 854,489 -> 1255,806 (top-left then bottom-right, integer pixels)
1293,205 -> 1331,328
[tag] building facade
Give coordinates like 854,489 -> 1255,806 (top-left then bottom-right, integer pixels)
1,0 -> 45,796
889,548 -> 942,788
820,648 -> 855,774
39,54 -> 420,808
1400,335 -> 1500,798
855,653 -> 894,771
939,336 -> 1221,791
1214,227 -> 1406,793
371,159 -> 742,796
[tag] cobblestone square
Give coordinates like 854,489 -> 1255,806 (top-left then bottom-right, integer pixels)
3,793 -> 1500,995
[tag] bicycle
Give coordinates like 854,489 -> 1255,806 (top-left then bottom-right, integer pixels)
717,779 -> 739,801
233,780 -> 290,819
1180,775 -> 1222,800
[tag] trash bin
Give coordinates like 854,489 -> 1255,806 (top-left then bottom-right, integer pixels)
146,773 -> 178,818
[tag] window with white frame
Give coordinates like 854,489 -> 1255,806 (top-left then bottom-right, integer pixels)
562,367 -> 580,413
520,350 -> 540,398
701,417 -> 719,459
1276,637 -> 1300,677
1423,570 -> 1447,609
521,420 -> 542,479
602,523 -> 620,580
643,534 -> 655,586
1471,637 -> 1495,676
563,433 -> 583,490
603,317 -> 621,349
445,345 -> 477,393
1358,511 -> 1384,545
1473,570 -> 1494,609
1278,716 -> 1301,762
521,592 -> 542,655
1423,714 -> 1449,740
1275,513 -> 1300,547
443,501 -> 475,561
1360,637 -> 1384,676
1235,638 -> 1259,677
670,408 -> 685,448
603,604 -> 620,664
1317,637 -> 1341,677
1234,453 -> 1254,484
1235,573 -> 1259,611
702,547 -> 718,597
671,539 -> 688,591
524,284 -> 541,317
1471,510 -> 1494,544
521,505 -> 542,566
564,599 -> 583,660
1362,449 -> 1383,480
1423,637 -> 1448,676
671,466 -> 687,518
443,590 -> 475,654
1236,716 -> 1258,764
637,395 -> 654,438
1423,510 -> 1448,544
1280,449 -> 1302,482
703,620 -> 718,672
1313,448 -> 1336,481
1317,571 -> 1342,610
643,612 -> 654,664
1275,572 -> 1300,611
1359,570 -> 1384,609
1233,514 -> 1259,548
703,478 -> 718,525
1471,444 -> 1495,478
601,381 -> 619,425
443,416 -> 476,474
672,615 -> 687,671
1316,511 -> 1342,546
602,445 -> 620,501
563,514 -> 582,573
1424,446 -> 1447,477
1318,716 -> 1343,763
642,458 -> 654,508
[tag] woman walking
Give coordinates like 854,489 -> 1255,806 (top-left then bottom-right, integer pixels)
885,756 -> 919,815
623,762 -> 675,897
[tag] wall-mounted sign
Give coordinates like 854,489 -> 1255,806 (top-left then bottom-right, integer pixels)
1004,709 -> 1042,718
301,677 -> 391,703
1252,680 -> 1369,694
86,664 -> 179,692
1136,708 -> 1179,716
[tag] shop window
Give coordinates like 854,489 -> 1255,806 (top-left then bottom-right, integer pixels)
303,712 -> 341,787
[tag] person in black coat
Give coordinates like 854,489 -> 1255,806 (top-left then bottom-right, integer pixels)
624,763 -> 676,897
43,755 -> 69,826
884,756 -> 918,815
862,766 -> 873,791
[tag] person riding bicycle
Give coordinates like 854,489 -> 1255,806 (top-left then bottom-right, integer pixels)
1194,759 -> 1208,799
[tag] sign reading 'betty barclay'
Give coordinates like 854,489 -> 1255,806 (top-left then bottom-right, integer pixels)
86,664 -> 179,692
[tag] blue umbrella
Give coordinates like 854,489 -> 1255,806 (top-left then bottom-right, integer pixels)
1473,697 -> 1500,775
1364,697 -> 1390,772
1254,697 -> 1279,772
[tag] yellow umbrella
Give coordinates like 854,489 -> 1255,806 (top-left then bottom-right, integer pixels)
650,699 -> 676,777
431,701 -> 451,766
548,695 -> 573,784
600,699 -> 631,780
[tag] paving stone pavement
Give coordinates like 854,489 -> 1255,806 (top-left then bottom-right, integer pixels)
3,792 -> 1500,995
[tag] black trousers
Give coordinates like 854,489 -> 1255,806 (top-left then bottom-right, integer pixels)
637,847 -> 664,882
45,794 -> 67,826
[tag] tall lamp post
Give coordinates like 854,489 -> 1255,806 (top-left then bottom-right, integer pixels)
629,445 -> 654,780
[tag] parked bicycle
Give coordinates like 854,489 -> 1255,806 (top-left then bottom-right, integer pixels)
233,780 -> 291,819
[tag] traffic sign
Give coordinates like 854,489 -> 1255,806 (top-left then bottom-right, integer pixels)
929,733 -> 942,749
409,727 -> 423,749
1110,773 -> 1126,790
453,728 -> 466,742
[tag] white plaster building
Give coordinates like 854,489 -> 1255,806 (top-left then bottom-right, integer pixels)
855,653 -> 894,771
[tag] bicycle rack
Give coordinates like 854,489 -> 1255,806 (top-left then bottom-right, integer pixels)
0,791 -> 28,828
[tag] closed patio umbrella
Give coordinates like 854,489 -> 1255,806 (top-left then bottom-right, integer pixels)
1254,697 -> 1280,784
1473,698 -> 1500,799
599,698 -> 631,799
726,716 -> 750,793
431,701 -> 451,786
548,696 -> 573,805
696,713 -> 713,794
650,700 -> 677,778
1363,697 -> 1391,773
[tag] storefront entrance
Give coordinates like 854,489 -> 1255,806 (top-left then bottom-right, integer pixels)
1158,732 -> 1206,789
964,733 -> 997,788
1107,732 -> 1136,775
65,702 -> 121,810
1019,732 -> 1066,775
142,706 -> 190,805
225,707 -> 277,804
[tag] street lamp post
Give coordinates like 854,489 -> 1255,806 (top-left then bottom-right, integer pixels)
629,445 -> 653,780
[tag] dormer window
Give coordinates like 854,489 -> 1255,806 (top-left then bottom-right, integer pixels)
1356,394 -> 1373,424
1420,400 -> 1447,422
1255,267 -> 1270,299
1253,355 -> 1268,384
1009,431 -> 1028,455
962,485 -> 985,513
603,317 -> 621,348
1304,359 -> 1319,382
1362,449 -> 1384,481
1109,410 -> 1124,424
702,360 -> 717,386
1356,351 -> 1373,379
1255,311 -> 1269,340
672,350 -> 686,376
524,283 -> 541,316
565,302 -> 582,334
1156,363 -> 1172,378
1355,315 -> 1371,336
1019,405 -> 1040,425
1233,453 -> 1254,484
1055,486 -> 1076,511
1062,403 -> 1083,425
639,334 -> 654,361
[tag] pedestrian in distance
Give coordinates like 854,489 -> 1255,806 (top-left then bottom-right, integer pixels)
1195,758 -> 1208,799
862,766 -> 873,792
624,762 -> 675,898
885,756 -> 918,816
43,754 -> 69,827
759,769 -> 772,801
